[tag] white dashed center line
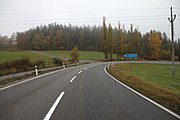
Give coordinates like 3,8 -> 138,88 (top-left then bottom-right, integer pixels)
78,71 -> 82,74
70,76 -> 76,83
43,91 -> 65,120
84,68 -> 87,70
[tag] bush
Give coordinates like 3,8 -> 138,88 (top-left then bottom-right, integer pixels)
0,56 -> 47,76
33,60 -> 45,68
0,57 -> 31,71
52,58 -> 63,66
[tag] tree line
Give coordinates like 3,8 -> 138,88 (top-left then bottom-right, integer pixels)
0,18 -> 180,60
101,17 -> 180,60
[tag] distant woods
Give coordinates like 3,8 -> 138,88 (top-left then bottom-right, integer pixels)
0,17 -> 180,60
16,24 -> 102,51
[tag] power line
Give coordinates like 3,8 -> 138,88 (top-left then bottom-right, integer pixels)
0,7 -> 169,15
0,15 -> 169,23
0,17 -> 169,26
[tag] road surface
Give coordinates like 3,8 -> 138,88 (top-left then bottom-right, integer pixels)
0,63 -> 179,120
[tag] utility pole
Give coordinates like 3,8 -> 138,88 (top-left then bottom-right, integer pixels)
168,7 -> 176,79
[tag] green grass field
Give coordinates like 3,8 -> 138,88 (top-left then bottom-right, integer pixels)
41,50 -> 116,60
117,63 -> 180,94
0,50 -> 116,62
108,63 -> 180,114
0,51 -> 51,63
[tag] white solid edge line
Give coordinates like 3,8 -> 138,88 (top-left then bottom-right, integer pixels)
78,71 -> 82,74
0,66 -> 77,91
70,76 -> 76,83
43,91 -> 65,120
104,66 -> 180,119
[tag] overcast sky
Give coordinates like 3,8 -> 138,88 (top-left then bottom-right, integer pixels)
0,0 -> 180,39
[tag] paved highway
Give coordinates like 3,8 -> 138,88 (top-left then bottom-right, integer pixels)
0,63 -> 179,120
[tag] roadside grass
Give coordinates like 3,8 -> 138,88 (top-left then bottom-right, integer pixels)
42,50 -> 116,60
0,51 -> 51,63
108,63 -> 180,114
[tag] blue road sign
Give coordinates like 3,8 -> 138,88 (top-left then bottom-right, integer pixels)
124,54 -> 137,58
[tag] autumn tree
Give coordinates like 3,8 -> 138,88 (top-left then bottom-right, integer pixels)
70,47 -> 79,62
148,30 -> 161,60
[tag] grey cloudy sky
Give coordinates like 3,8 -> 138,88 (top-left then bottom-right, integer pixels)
0,0 -> 180,39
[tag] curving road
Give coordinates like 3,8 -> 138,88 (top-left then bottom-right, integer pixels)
0,62 -> 179,120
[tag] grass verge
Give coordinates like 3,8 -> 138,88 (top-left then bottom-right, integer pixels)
107,63 -> 180,115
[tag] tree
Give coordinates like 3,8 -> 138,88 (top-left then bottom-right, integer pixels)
107,23 -> 113,59
115,22 -> 126,60
0,35 -> 9,49
70,47 -> 79,62
32,33 -> 46,50
126,24 -> 140,54
141,33 -> 150,59
148,31 -> 161,60
56,30 -> 64,49
175,39 -> 180,61
101,17 -> 109,60
132,28 -> 141,53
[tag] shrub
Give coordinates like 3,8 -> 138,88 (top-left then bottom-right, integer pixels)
0,56 -> 47,76
52,57 -> 63,66
33,60 -> 45,68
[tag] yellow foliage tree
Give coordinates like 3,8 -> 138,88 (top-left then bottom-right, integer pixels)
148,31 -> 161,60
70,47 -> 79,62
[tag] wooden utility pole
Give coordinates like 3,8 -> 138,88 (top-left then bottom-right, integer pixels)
168,7 -> 176,79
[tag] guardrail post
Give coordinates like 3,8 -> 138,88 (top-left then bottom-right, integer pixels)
35,66 -> 38,76
63,63 -> 65,69
108,63 -> 110,69
77,62 -> 80,66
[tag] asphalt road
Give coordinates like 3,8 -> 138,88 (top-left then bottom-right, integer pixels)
0,62 -> 179,120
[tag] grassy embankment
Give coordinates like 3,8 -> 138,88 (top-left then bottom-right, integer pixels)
108,63 -> 180,114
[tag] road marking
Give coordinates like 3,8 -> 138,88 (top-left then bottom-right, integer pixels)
89,66 -> 93,68
84,68 -> 87,70
70,76 -> 76,83
78,71 -> 82,74
43,91 -> 65,120
104,66 -> 180,119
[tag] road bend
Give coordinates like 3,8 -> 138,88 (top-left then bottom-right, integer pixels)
0,63 -> 179,120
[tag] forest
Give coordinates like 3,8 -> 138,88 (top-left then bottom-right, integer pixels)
0,18 -> 180,60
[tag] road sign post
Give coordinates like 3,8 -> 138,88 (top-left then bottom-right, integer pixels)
130,59 -> 132,76
123,54 -> 137,76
